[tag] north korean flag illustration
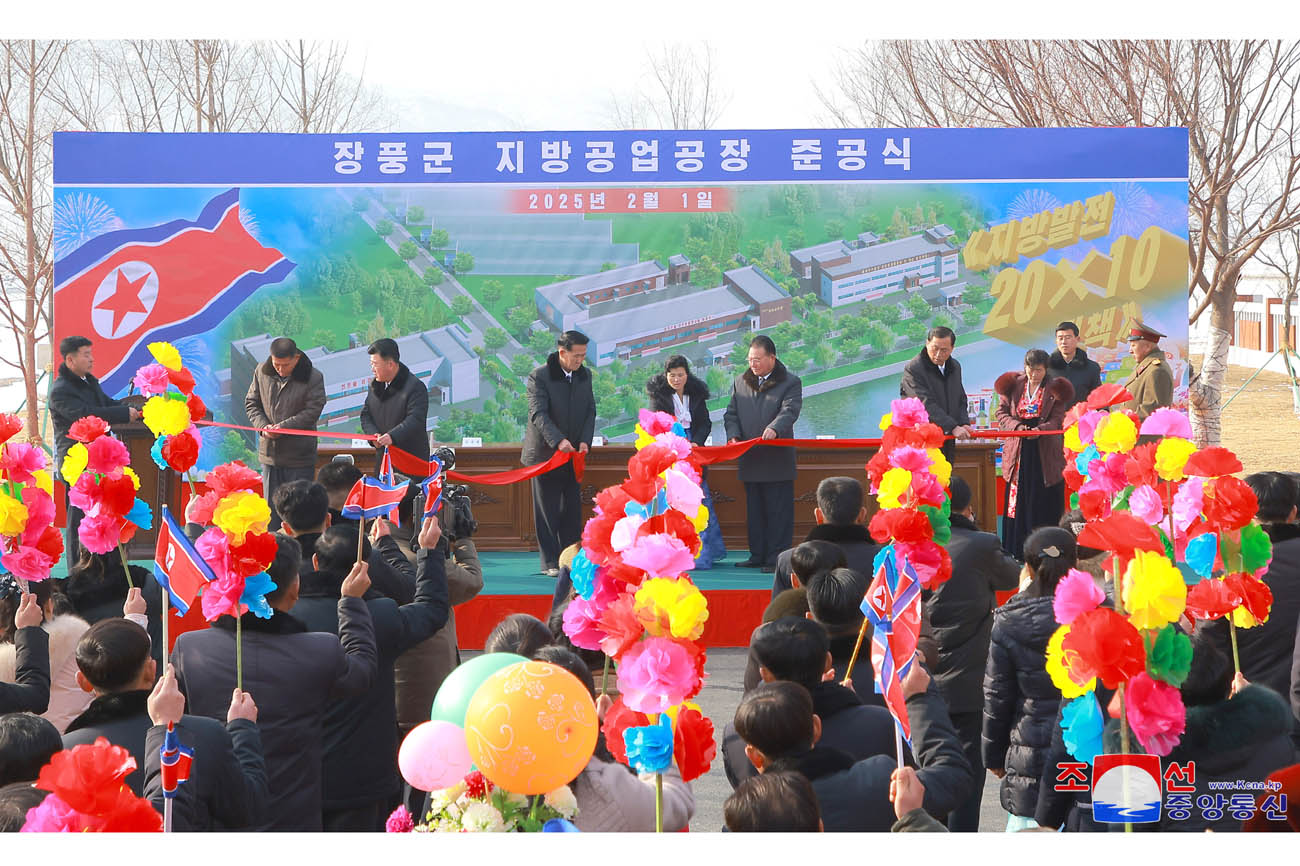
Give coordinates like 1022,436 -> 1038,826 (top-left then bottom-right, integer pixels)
53,188 -> 295,395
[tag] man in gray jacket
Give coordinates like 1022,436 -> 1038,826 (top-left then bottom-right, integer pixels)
522,331 -> 596,576
723,335 -> 803,569
900,326 -> 973,464
245,337 -> 327,528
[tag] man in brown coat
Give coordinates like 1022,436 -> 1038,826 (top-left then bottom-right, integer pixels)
245,337 -> 327,528
1119,321 -> 1174,420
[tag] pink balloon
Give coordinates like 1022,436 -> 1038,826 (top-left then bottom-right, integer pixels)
398,720 -> 472,791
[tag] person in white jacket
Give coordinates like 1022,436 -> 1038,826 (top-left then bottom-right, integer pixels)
0,577 -> 91,733
531,645 -> 695,832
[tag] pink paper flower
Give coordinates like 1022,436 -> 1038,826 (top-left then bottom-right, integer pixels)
894,540 -> 952,589
1,545 -> 55,582
562,595 -> 608,651
1125,672 -> 1186,756
1173,477 -> 1205,533
621,533 -> 696,579
78,513 -> 124,555
610,513 -> 646,552
663,468 -> 703,515
0,442 -> 46,485
1053,568 -> 1105,625
1128,485 -> 1164,526
84,436 -> 131,476
1075,410 -> 1105,447
21,792 -> 84,832
194,527 -> 232,581
184,491 -> 221,526
385,805 -> 414,833
653,433 -> 692,461
909,471 -> 946,508
132,363 -> 173,397
616,636 -> 701,714
889,398 -> 929,429
20,487 -> 55,547
888,446 -> 932,472
638,409 -> 676,436
1140,408 -> 1193,440
201,573 -> 246,621
671,459 -> 701,485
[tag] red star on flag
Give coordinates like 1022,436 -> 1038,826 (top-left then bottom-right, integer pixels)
97,268 -> 151,334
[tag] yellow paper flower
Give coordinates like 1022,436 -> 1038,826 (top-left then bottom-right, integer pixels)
926,448 -> 952,488
212,491 -> 271,544
634,576 -> 709,641
61,443 -> 89,486
32,469 -> 54,496
877,467 -> 912,509
148,341 -> 183,371
1154,437 -> 1197,482
634,425 -> 654,450
878,412 -> 893,431
664,701 -> 702,726
1093,412 -> 1137,454
1046,625 -> 1096,698
1063,424 -> 1083,454
122,466 -> 141,491
142,395 -> 191,437
1123,550 -> 1187,630
691,503 -> 709,532
0,491 -> 29,536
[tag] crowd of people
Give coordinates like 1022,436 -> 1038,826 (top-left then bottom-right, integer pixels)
1,326 -> 1297,834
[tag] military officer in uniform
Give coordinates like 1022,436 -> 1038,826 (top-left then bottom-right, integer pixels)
1120,320 -> 1174,419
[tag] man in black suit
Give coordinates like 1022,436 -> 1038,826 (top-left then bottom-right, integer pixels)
522,331 -> 596,576
48,335 -> 140,563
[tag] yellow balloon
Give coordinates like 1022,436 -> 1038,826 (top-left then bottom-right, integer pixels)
464,661 -> 598,795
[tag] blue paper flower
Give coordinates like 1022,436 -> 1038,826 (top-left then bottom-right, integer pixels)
239,571 -> 276,620
150,436 -> 168,470
571,550 -> 597,599
623,714 -> 674,774
1061,693 -> 1104,765
624,500 -> 650,519
1183,533 -> 1217,581
542,819 -> 580,832
1074,444 -> 1101,476
651,488 -> 669,517
670,422 -> 687,439
125,498 -> 153,531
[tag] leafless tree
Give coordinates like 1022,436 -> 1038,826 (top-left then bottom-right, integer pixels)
607,42 -> 730,129
818,39 -> 1300,446
0,40 -> 68,441
258,40 -> 389,133
1255,228 -> 1300,405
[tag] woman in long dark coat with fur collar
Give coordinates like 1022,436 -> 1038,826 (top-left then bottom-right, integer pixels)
994,349 -> 1074,560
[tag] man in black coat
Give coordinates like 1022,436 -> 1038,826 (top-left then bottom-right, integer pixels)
0,588 -> 49,714
733,674 -> 971,832
923,476 -> 1021,831
1048,321 -> 1103,410
48,335 -> 140,562
899,326 -> 972,464
244,337 -> 327,528
0,712 -> 60,786
290,518 -> 449,831
172,535 -> 378,831
723,335 -> 803,569
61,619 -> 268,829
723,617 -> 902,789
522,331 -> 596,576
360,338 -> 430,526
770,477 -> 878,597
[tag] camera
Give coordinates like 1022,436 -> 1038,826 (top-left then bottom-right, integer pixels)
411,446 -> 477,544
432,445 -> 457,473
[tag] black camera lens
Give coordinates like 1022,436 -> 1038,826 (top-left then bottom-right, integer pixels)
433,445 -> 456,472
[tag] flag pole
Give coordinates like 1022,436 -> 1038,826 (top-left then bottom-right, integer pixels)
894,725 -> 904,772
357,516 -> 366,565
163,724 -> 174,833
841,617 -> 869,687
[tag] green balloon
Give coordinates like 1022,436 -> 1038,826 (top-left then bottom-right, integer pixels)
431,652 -> 528,725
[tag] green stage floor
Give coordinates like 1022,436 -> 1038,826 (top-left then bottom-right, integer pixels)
477,551 -> 775,595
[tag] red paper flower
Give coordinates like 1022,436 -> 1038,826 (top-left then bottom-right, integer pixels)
602,697 -> 650,765
637,510 -> 701,556
1085,384 -> 1134,410
1224,572 -> 1273,625
621,476 -> 658,505
1061,607 -> 1146,688
1123,443 -> 1160,489
84,435 -> 131,476
68,416 -> 109,444
685,642 -> 708,700
70,474 -> 136,519
0,413 -> 23,446
464,770 -> 494,798
229,530 -> 278,579
594,485 -> 633,516
95,786 -> 164,831
597,592 -> 644,658
166,366 -> 196,395
36,737 -> 136,816
204,461 -> 263,499
673,707 -> 716,783
1185,577 -> 1241,620
161,430 -> 200,473
1203,475 -> 1257,533
1077,513 -> 1164,562
869,507 -> 933,544
894,540 -> 952,589
865,447 -> 894,489
1078,486 -> 1113,521
1182,447 -> 1243,478
628,442 -> 680,481
1062,463 -> 1085,493
30,524 -> 64,561
187,392 -> 207,423
582,509 -> 620,565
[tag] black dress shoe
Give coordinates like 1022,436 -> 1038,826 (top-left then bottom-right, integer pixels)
760,561 -> 778,571
734,559 -> 762,568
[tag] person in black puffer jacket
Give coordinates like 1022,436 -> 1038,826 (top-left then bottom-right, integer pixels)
983,527 -> 1076,826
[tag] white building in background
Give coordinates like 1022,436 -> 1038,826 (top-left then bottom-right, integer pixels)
790,225 -> 962,308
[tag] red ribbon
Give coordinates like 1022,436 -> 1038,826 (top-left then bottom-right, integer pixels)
196,419 -> 1052,486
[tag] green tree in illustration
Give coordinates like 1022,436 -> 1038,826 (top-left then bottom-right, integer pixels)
876,303 -> 901,326
868,322 -> 896,353
529,330 -> 554,357
905,293 -> 932,321
823,218 -> 845,241
311,329 -> 334,350
730,340 -> 750,366
813,342 -> 835,369
406,205 -> 425,223
453,252 -> 475,274
481,280 -> 504,306
963,307 -> 984,327
963,285 -> 987,305
217,431 -> 258,466
510,354 -> 535,378
430,228 -> 450,247
365,313 -> 387,344
351,196 -> 369,212
423,266 -> 444,287
398,240 -> 418,261
599,262 -> 617,272
375,219 -> 394,238
507,306 -> 534,337
483,328 -> 508,352
451,296 -> 474,318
